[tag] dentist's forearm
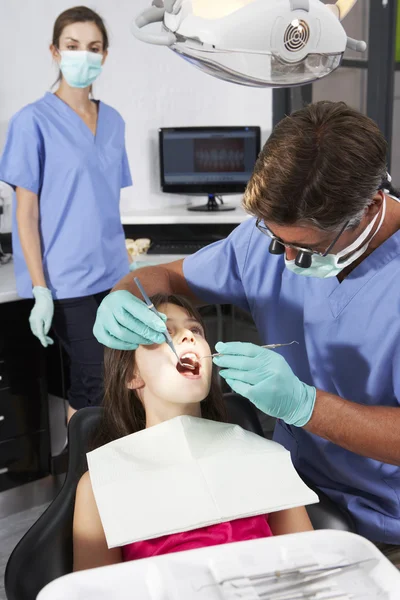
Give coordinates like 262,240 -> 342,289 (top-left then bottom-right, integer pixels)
112,259 -> 200,302
304,389 -> 400,465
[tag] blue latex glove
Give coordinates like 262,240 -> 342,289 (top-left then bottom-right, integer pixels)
213,341 -> 316,427
129,262 -> 136,272
93,290 -> 168,350
29,286 -> 54,348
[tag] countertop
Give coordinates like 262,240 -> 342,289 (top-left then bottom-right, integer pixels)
121,204 -> 251,225
0,255 -> 186,305
0,204 -> 246,304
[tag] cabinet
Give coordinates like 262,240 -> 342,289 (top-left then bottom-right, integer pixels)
0,299 -> 50,491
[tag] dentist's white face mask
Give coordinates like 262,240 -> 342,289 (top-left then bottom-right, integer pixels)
285,197 -> 387,278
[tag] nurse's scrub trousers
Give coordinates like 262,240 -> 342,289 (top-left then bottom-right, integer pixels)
51,290 -> 110,410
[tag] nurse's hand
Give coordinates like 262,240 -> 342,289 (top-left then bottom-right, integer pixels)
213,341 -> 316,427
29,287 -> 54,348
93,290 -> 168,350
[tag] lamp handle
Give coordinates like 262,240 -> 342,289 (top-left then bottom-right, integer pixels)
131,6 -> 177,46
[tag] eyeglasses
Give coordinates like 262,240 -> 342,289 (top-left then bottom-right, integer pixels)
255,218 -> 349,268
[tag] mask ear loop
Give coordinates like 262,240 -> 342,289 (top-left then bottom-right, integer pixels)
336,196 -> 387,264
382,172 -> 392,194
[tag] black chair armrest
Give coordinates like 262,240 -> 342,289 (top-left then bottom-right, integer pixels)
5,408 -> 103,600
304,479 -> 356,532
224,392 -> 265,437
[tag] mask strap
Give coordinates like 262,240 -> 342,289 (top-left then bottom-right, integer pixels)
336,197 -> 386,258
371,196 -> 387,241
383,172 -> 392,194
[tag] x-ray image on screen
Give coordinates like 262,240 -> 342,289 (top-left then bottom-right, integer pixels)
159,126 -> 260,197
194,138 -> 245,173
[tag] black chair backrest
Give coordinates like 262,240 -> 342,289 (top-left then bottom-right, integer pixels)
5,406 -> 101,600
5,393 -> 355,600
5,394 -> 263,600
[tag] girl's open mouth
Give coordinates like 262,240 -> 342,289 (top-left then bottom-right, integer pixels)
176,353 -> 201,378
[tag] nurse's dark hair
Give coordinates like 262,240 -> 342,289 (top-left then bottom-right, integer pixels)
243,101 -> 398,232
90,294 -> 226,450
52,6 -> 109,88
52,6 -> 109,49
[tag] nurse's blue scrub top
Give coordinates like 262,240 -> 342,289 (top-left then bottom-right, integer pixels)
0,92 -> 132,299
184,215 -> 400,544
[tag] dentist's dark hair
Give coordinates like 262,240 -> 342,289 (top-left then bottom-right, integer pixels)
91,294 -> 226,449
243,101 -> 398,232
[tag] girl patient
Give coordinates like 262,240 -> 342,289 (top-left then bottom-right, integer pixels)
73,294 -> 313,572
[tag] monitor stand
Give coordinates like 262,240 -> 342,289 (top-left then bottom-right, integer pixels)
187,194 -> 236,212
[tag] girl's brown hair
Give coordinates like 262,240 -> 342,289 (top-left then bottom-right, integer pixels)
91,294 -> 226,449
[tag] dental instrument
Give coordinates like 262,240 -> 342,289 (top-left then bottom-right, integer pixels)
203,340 -> 299,359
131,1 -> 366,88
134,277 -> 194,369
212,557 -> 377,599
217,557 -> 376,587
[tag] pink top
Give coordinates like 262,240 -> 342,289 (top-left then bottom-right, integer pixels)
121,515 -> 272,562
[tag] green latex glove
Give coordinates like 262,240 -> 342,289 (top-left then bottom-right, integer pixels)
29,287 -> 54,348
93,290 -> 167,350
213,341 -> 316,427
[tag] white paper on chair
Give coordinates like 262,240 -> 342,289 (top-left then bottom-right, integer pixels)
87,416 -> 318,548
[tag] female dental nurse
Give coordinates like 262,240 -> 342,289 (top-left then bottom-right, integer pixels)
0,7 -> 132,420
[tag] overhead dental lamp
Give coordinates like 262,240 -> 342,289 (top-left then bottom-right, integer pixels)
132,0 -> 366,88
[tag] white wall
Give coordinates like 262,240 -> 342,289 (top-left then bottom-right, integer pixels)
0,0 -> 272,212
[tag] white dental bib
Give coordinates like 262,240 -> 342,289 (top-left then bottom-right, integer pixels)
87,416 -> 318,548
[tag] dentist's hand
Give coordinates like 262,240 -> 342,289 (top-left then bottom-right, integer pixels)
213,341 -> 316,427
29,286 -> 54,348
93,290 -> 167,350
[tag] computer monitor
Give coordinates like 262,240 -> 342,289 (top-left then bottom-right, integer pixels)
159,126 -> 261,212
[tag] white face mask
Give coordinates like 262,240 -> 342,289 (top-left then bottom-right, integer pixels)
285,198 -> 387,279
59,50 -> 103,89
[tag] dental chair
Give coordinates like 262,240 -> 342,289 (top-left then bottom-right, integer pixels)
5,393 -> 355,600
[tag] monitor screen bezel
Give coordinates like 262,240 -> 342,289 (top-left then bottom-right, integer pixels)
159,126 -> 261,195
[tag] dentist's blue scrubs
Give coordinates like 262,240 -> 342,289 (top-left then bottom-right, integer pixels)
183,213 -> 400,545
0,92 -> 132,408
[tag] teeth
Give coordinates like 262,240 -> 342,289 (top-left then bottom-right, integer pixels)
181,352 -> 198,362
